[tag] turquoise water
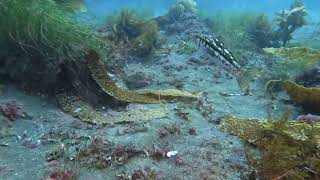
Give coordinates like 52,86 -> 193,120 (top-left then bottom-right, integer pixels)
0,0 -> 319,179
83,0 -> 320,20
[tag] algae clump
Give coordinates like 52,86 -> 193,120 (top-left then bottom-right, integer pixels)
109,9 -> 160,57
283,80 -> 320,111
263,47 -> 320,79
56,92 -> 169,125
221,114 -> 320,179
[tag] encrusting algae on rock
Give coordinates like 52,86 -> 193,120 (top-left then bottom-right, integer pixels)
56,92 -> 170,124
221,114 -> 320,179
263,47 -> 320,66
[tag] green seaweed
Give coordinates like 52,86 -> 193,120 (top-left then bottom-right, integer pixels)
221,114 -> 320,179
132,20 -> 159,56
0,0 -> 107,59
247,14 -> 276,48
202,12 -> 259,61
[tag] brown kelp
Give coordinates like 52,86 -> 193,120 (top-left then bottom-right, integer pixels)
56,92 -> 169,124
86,50 -> 201,104
274,0 -> 308,46
221,115 -> 320,179
283,80 -> 320,111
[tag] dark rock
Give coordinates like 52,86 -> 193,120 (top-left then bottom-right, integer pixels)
21,138 -> 37,149
125,72 -> 151,89
295,67 -> 320,87
188,128 -> 197,135
154,11 -> 211,36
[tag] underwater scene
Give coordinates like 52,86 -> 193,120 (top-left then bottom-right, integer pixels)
0,0 -> 320,179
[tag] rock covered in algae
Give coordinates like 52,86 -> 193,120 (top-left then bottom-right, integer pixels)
86,49 -> 200,104
263,47 -> 320,65
56,92 -> 169,125
221,115 -> 320,179
283,80 -> 320,111
221,115 -> 320,146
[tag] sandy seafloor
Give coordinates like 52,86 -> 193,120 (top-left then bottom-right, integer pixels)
0,32 -> 301,180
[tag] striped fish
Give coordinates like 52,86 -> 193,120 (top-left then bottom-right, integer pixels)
194,34 -> 254,91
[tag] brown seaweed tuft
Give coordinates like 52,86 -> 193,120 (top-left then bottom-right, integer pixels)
221,114 -> 320,179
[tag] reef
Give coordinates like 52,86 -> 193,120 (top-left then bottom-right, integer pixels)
221,115 -> 320,179
154,0 -> 210,35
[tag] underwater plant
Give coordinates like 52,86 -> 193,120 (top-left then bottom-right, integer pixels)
0,0 -> 107,59
247,14 -> 276,48
109,9 -> 160,57
221,114 -> 320,179
274,0 -> 308,46
168,0 -> 197,20
176,41 -> 197,55
132,20 -> 159,56
53,0 -> 87,13
204,12 -> 258,54
264,47 -> 320,80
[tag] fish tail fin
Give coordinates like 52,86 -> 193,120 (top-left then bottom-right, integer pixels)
235,68 -> 257,91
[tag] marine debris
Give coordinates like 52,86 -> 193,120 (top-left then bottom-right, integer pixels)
221,114 -> 320,179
